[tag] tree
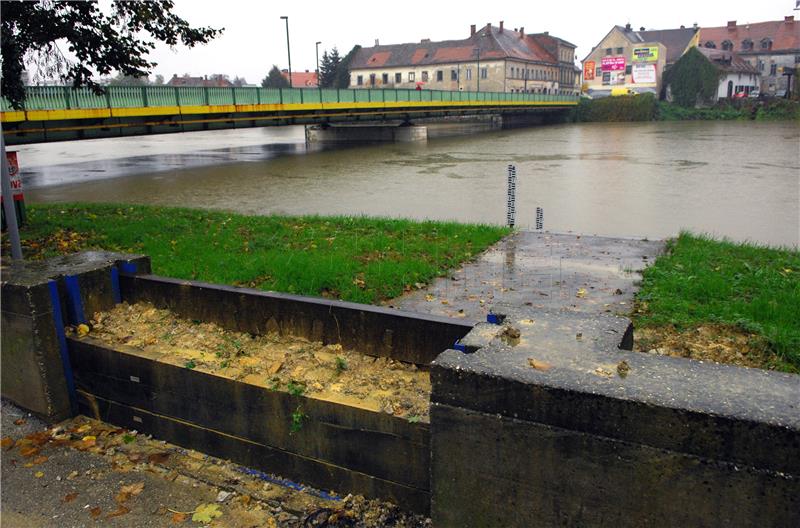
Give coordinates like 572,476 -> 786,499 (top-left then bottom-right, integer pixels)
261,66 -> 289,88
661,47 -> 721,107
154,74 -> 165,85
232,76 -> 248,87
108,73 -> 150,86
318,47 -> 341,88
333,45 -> 361,89
1,0 -> 222,109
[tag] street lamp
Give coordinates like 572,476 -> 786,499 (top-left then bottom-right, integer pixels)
475,47 -> 481,92
315,41 -> 322,87
280,16 -> 292,87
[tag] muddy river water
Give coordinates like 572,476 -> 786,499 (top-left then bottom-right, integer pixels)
17,120 -> 800,247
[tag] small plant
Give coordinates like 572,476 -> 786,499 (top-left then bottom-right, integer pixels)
184,360 -> 196,369
407,415 -> 421,424
287,380 -> 306,396
334,356 -> 348,374
220,360 -> 230,369
122,434 -> 135,444
290,406 -> 307,433
267,377 -> 280,391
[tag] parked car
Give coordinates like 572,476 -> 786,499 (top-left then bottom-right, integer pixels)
611,87 -> 637,97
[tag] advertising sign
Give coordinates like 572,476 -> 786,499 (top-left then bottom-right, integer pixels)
632,64 -> 657,84
601,56 -> 626,72
632,46 -> 659,63
584,60 -> 595,81
1,151 -> 23,201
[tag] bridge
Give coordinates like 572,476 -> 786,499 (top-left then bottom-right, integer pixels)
1,85 -> 578,144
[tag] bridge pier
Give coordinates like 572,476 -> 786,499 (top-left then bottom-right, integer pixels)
305,123 -> 427,143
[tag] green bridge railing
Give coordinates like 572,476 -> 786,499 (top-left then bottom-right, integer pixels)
2,85 -> 578,112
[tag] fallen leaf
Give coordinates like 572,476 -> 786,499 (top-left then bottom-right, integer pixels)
617,360 -> 631,378
19,446 -> 39,458
34,471 -> 44,478
267,361 -> 283,375
32,455 -> 48,465
172,512 -> 187,523
239,495 -> 251,506
121,482 -> 145,496
594,366 -> 614,377
528,358 -> 552,371
576,288 -> 587,298
1,437 -> 15,450
148,452 -> 170,464
106,505 -> 131,519
76,424 -> 92,434
192,503 -> 222,523
13,418 -> 26,426
425,294 -> 435,302
63,492 -> 79,503
90,507 -> 102,518
77,323 -> 90,337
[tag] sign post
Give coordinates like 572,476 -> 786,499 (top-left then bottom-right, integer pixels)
1,124 -> 23,260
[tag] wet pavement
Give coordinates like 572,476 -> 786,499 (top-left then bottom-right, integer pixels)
388,230 -> 665,322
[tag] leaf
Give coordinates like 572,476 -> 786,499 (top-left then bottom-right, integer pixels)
32,455 -> 49,465
13,418 -> 26,425
90,507 -> 102,518
527,358 -> 552,371
34,471 -> 44,478
19,446 -> 39,458
192,503 -> 222,523
77,324 -> 90,336
121,482 -> 145,496
576,288 -> 587,298
148,452 -> 170,464
106,505 -> 131,519
1,437 -> 15,450
63,492 -> 79,503
123,434 -> 136,444
172,512 -> 187,523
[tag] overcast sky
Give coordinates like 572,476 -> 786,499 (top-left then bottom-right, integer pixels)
147,0 -> 796,84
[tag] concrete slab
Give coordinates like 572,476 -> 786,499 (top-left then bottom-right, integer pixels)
388,231 -> 665,322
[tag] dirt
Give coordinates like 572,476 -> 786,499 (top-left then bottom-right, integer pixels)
78,302 -> 432,421
2,411 -> 430,527
635,324 -> 790,371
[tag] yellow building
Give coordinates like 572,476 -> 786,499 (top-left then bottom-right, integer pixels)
582,24 -> 698,97
349,22 -> 578,95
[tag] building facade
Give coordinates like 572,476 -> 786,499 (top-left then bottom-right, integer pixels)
697,17 -> 800,95
697,48 -> 761,99
348,22 -> 578,95
582,24 -> 698,97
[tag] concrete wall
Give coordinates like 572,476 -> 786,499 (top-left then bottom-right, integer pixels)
717,72 -> 761,99
305,124 -> 427,143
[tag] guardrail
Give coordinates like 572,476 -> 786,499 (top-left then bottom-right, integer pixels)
1,85 -> 578,112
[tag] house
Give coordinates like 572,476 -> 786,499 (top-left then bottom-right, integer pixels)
348,22 -> 578,95
581,24 -> 698,97
698,48 -> 761,98
697,17 -> 800,95
167,74 -> 233,87
281,70 -> 319,88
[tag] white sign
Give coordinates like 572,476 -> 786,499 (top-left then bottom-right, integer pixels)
632,64 -> 657,84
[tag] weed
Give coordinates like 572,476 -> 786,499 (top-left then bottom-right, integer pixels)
122,434 -> 135,444
407,415 -> 421,424
334,356 -> 348,374
290,406 -> 307,433
287,380 -> 306,396
184,360 -> 196,369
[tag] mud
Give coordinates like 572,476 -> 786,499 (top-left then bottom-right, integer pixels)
79,303 -> 432,421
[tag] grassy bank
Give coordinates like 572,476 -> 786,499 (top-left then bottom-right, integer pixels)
1,204 -> 509,304
634,232 -> 800,373
573,95 -> 800,122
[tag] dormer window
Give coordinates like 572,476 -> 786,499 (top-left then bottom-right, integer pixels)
722,40 -> 733,51
704,41 -> 716,48
760,38 -> 772,50
741,39 -> 753,51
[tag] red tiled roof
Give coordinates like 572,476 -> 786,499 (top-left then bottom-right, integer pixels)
281,71 -> 319,87
699,18 -> 800,53
697,47 -> 760,74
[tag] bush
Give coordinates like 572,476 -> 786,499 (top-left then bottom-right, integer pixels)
572,93 -> 657,122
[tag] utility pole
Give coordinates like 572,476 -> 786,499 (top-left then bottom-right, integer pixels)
280,16 -> 292,87
316,41 -> 322,87
475,47 -> 481,92
1,124 -> 23,261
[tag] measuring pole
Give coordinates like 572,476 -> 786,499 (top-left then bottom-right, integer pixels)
1,123 -> 23,260
506,164 -> 516,228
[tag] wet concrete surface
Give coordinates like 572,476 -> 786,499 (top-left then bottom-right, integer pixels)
388,230 -> 665,322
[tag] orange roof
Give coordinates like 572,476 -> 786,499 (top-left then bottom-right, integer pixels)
699,17 -> 800,53
281,71 -> 319,88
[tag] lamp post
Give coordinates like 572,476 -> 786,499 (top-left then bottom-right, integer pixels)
315,41 -> 322,87
475,47 -> 481,92
280,16 -> 292,87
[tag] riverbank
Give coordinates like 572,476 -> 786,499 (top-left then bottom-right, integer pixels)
573,94 -> 800,122
0,204 -> 509,304
633,232 -> 800,373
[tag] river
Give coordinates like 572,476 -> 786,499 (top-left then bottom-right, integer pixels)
16,120 -> 800,247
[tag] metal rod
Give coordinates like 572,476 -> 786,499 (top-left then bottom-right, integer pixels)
1,124 -> 23,260
281,16 -> 292,87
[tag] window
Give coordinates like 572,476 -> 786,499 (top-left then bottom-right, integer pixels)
451,69 -> 458,81
369,73 -> 376,85
742,39 -> 753,51
722,40 -> 733,51
395,72 -> 402,83
795,55 -> 800,64
465,68 -> 472,80
436,70 -> 443,82
602,71 -> 611,85
770,63 -> 777,76
409,72 -> 415,81
761,38 -> 772,50
605,48 -> 612,55
357,75 -> 363,86
625,65 -> 632,75
421,71 -> 429,81
758,60 -> 765,71
480,67 -> 488,79
704,41 -> 716,49
382,73 -> 389,84
615,47 -> 623,54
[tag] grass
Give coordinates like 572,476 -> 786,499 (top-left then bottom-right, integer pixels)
2,203 -> 510,305
634,232 -> 800,372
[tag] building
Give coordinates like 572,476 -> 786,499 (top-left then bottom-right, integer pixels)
348,22 -> 578,95
167,74 -> 233,88
697,17 -> 800,95
581,24 -> 698,97
281,70 -> 319,88
698,48 -> 761,99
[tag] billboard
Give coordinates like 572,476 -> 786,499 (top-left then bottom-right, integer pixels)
584,61 -> 595,81
632,64 -> 657,83
632,46 -> 659,62
601,56 -> 626,71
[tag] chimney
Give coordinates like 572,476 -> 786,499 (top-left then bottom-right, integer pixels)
519,27 -> 524,38
470,24 -> 476,36
499,20 -> 504,33
421,38 -> 430,43
486,22 -> 491,33
625,23 -> 631,31
374,39 -> 379,46
680,25 -> 685,29
785,16 -> 795,23
693,22 -> 698,29
640,26 -> 645,31
543,31 -> 549,36
727,20 -> 736,29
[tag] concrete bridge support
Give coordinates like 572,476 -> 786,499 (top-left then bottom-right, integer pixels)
305,124 -> 427,143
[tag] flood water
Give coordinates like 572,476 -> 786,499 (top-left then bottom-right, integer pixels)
17,120 -> 800,247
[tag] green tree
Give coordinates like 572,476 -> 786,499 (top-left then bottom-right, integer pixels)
662,47 -> 721,107
333,45 -> 361,89
107,73 -> 150,86
261,66 -> 289,88
1,0 -> 222,109
318,47 -> 341,88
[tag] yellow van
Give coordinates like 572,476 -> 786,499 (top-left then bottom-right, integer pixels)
611,87 -> 637,96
